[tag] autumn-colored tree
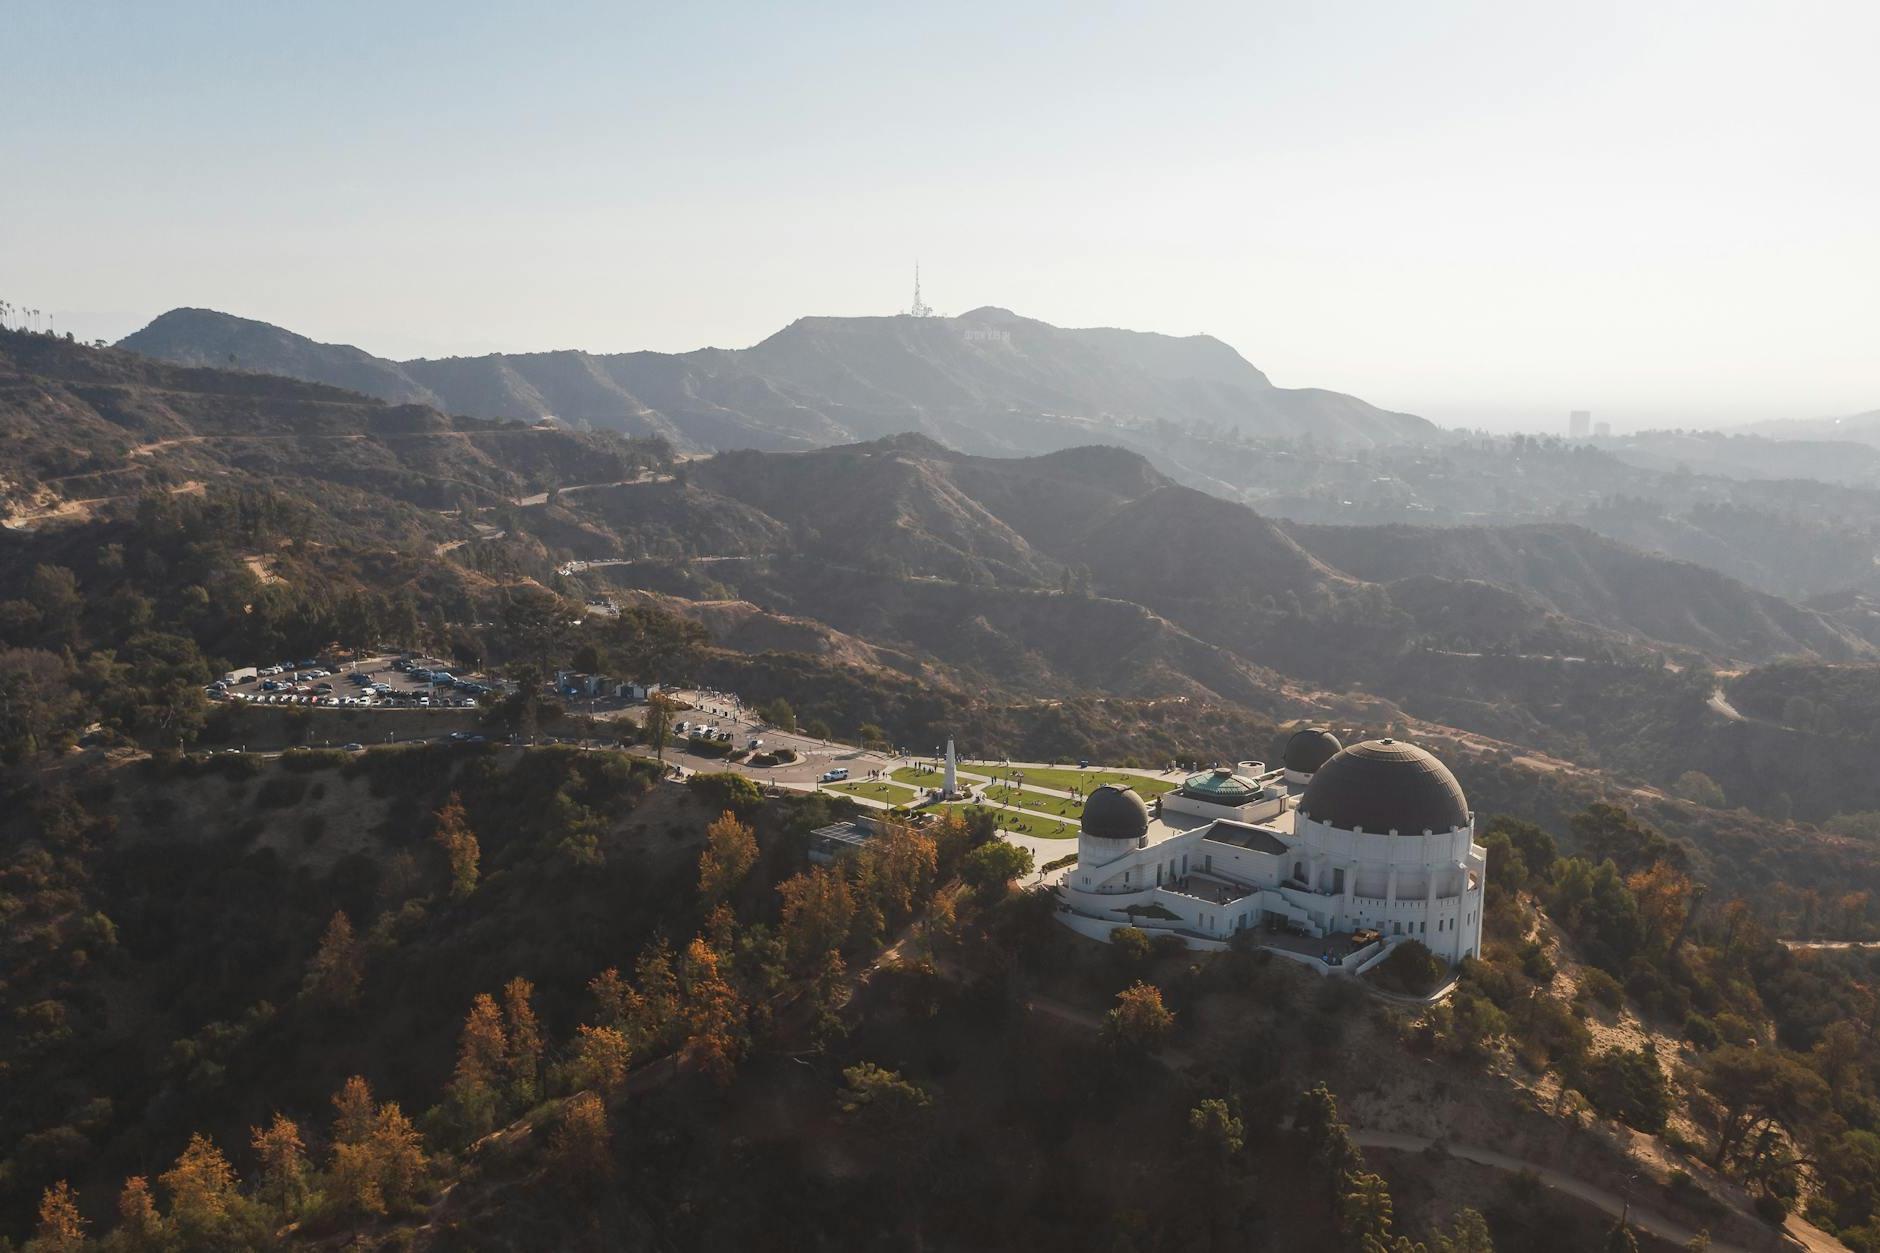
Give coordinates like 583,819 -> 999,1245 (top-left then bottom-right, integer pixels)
32,1180 -> 86,1252
432,792 -> 481,900
368,1102 -> 427,1209
159,1132 -> 242,1237
115,1175 -> 164,1250
549,1092 -> 613,1185
778,865 -> 857,970
249,1113 -> 310,1213
569,1023 -> 633,1095
330,1100 -> 427,1216
680,936 -> 748,1085
447,992 -> 510,1135
1103,981 -> 1175,1055
588,966 -> 634,1030
331,1074 -> 377,1146
698,809 -> 758,905
502,976 -> 544,1104
300,909 -> 365,1008
862,823 -> 938,925
1627,860 -> 1695,952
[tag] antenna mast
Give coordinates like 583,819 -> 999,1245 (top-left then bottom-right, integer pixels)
908,262 -> 933,318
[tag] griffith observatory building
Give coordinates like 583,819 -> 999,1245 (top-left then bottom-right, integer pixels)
1055,732 -> 1486,969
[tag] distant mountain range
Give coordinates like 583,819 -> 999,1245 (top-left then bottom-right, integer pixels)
1738,408 -> 1880,445
116,306 -> 1437,455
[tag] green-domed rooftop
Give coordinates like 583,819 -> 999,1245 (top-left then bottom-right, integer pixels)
1180,767 -> 1262,806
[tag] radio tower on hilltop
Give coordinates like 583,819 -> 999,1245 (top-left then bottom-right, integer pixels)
907,263 -> 934,318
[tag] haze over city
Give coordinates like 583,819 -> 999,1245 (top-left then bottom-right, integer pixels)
4,1 -> 1875,433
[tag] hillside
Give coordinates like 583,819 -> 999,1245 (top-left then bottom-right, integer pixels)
117,306 -> 1437,454
0,330 -> 667,543
1287,521 -> 1869,663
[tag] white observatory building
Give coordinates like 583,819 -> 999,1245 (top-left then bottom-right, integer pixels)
1055,732 -> 1486,970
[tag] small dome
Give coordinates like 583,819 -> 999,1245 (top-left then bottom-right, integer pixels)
1180,767 -> 1261,805
1081,784 -> 1150,841
1284,727 -> 1343,774
1300,739 -> 1468,835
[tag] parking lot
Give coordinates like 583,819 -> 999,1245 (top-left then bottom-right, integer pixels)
209,652 -> 508,712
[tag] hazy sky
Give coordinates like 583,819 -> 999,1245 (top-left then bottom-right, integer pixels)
4,1 -> 1874,432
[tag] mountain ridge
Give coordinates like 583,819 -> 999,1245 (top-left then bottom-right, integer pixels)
117,305 -> 1437,456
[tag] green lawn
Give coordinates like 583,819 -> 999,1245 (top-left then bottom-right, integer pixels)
826,779 -> 917,805
938,802 -> 1078,839
972,764 -> 1176,797
891,765 -> 948,788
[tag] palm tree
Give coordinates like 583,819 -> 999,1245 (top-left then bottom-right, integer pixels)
645,693 -> 675,769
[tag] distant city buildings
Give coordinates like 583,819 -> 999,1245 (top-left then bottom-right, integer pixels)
1594,421 -> 1611,438
1569,409 -> 1592,439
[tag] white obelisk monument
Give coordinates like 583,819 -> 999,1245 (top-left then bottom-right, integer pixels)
943,738 -> 958,797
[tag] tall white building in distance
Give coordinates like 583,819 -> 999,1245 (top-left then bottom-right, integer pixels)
1569,410 -> 1592,439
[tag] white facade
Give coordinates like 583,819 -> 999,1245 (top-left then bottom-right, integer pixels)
1055,750 -> 1486,969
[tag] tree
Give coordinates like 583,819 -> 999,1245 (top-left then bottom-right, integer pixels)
158,1133 -> 242,1238
861,823 -> 938,925
114,1176 -> 164,1250
249,1113 -> 309,1214
961,840 -> 1034,896
447,992 -> 510,1135
1338,1171 -> 1397,1249
1673,770 -> 1727,808
502,977 -> 544,1105
1188,1097 -> 1245,1158
301,909 -> 364,1008
629,939 -> 683,1055
698,810 -> 759,905
1294,1083 -> 1364,1204
331,1101 -> 426,1216
31,1180 -> 86,1252
331,1074 -> 377,1146
840,1061 -> 934,1141
644,693 -> 677,767
432,793 -> 481,900
569,1024 -> 632,1096
549,1092 -> 613,1185
1627,861 -> 1695,953
779,866 -> 858,970
756,697 -> 796,731
1432,1208 -> 1495,1253
1699,1045 -> 1829,1171
680,936 -> 747,1085
1103,981 -> 1174,1055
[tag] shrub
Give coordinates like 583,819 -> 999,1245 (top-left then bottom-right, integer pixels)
1578,967 -> 1624,1011
255,776 -> 309,809
1583,1045 -> 1671,1133
1754,1192 -> 1793,1225
686,771 -> 763,815
280,747 -> 351,772
1370,940 -> 1444,997
1683,1013 -> 1722,1051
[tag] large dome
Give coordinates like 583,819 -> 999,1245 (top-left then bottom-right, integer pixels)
1081,783 -> 1150,842
1284,727 -> 1343,774
1299,739 -> 1468,835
